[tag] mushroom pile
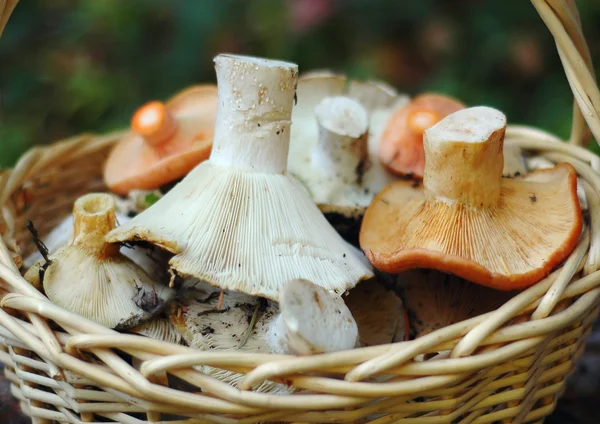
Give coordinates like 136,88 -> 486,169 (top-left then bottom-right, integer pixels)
18,52 -> 584,392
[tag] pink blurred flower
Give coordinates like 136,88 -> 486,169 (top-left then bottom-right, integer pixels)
289,0 -> 334,34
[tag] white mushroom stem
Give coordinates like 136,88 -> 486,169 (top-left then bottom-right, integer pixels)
210,54 -> 298,174
71,194 -> 120,258
423,106 -> 507,207
312,96 -> 370,184
267,279 -> 358,355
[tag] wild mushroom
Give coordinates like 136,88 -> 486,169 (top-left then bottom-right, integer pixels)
394,270 -> 514,338
104,85 -> 218,195
106,54 -> 373,301
24,193 -> 174,329
287,73 -> 406,243
170,279 -> 357,392
360,106 -> 583,290
344,278 -> 407,346
268,278 -> 358,355
378,93 -> 466,179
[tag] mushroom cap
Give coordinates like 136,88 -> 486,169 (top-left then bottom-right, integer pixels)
344,278 -> 406,346
378,93 -> 465,179
268,279 -> 358,355
34,246 -> 174,329
395,270 -> 514,337
360,163 -> 582,290
169,282 -> 294,394
170,281 -> 277,354
104,85 -> 218,195
106,162 -> 373,300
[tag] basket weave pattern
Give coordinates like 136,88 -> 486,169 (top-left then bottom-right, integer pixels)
1,1 -> 600,423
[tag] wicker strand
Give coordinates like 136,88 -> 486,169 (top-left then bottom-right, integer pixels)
532,0 -> 600,145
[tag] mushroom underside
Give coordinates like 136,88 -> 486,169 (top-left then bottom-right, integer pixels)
360,164 -> 582,290
107,162 -> 373,300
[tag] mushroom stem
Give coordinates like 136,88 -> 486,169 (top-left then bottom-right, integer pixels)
313,96 -> 370,185
132,101 -> 178,149
71,193 -> 120,258
209,54 -> 298,174
423,106 -> 507,207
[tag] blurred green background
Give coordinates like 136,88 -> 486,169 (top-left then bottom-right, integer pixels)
1,0 -> 600,168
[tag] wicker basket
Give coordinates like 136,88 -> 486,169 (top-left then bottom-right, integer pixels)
2,1 -> 600,423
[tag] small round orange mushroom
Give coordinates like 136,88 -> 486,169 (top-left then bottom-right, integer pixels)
104,85 -> 218,195
379,93 -> 466,179
361,106 -> 582,291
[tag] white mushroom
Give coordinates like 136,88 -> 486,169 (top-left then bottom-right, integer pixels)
25,193 -> 174,329
171,278 -> 358,392
106,54 -> 373,301
287,73 -> 407,242
268,279 -> 358,355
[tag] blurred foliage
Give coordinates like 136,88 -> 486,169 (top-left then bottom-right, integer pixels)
1,0 -> 600,167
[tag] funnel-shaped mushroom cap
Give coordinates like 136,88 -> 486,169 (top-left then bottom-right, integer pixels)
170,282 -> 278,353
379,93 -> 465,179
106,54 -> 373,301
0,0 -> 17,37
395,270 -> 514,337
360,106 -> 582,290
25,193 -> 174,329
104,85 -> 218,195
169,282 -> 292,394
344,279 -> 406,346
268,279 -> 358,355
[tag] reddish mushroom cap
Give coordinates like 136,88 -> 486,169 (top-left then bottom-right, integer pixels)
378,93 -> 465,179
104,85 -> 218,195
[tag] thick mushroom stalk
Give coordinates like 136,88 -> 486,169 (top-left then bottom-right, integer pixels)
360,106 -> 582,290
423,106 -> 506,207
71,193 -> 121,258
210,55 -> 296,174
132,101 -> 178,149
312,96 -> 370,185
106,54 -> 373,301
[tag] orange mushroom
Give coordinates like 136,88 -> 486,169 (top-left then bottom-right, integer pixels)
379,93 -> 465,179
104,85 -> 218,195
361,106 -> 582,291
